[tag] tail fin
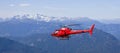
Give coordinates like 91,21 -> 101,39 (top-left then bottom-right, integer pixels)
89,24 -> 95,36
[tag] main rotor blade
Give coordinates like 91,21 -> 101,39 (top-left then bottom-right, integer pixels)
67,24 -> 81,26
59,24 -> 81,27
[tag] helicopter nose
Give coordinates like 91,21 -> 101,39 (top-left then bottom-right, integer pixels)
51,33 -> 56,36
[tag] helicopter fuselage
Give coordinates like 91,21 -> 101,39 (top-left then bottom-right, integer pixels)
51,24 -> 95,38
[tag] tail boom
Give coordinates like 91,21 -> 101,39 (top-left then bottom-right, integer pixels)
68,24 -> 95,36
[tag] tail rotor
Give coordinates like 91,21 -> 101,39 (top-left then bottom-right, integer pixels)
89,24 -> 95,36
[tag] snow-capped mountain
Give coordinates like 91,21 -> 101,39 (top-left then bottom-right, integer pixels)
0,14 -> 90,22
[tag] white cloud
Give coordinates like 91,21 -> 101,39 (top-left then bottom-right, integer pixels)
9,4 -> 15,7
9,3 -> 30,7
19,3 -> 30,7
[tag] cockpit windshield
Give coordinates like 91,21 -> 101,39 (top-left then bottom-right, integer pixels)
55,31 -> 59,34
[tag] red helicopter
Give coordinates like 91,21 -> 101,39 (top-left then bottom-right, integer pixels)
51,24 -> 95,39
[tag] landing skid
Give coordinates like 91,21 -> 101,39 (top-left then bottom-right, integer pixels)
59,38 -> 69,40
58,36 -> 70,40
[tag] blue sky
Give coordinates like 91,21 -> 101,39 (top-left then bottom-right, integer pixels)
0,0 -> 120,20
